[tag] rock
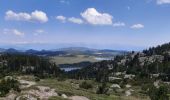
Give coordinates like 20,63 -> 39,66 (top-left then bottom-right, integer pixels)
16,94 -> 37,100
125,89 -> 134,96
154,81 -> 160,88
4,76 -> 14,80
19,80 -> 36,89
69,96 -> 89,100
34,86 -> 58,99
108,77 -> 122,81
115,72 -> 123,76
124,74 -> 135,79
4,93 -> 17,100
125,90 -> 131,96
151,74 -> 160,78
110,84 -> 121,89
125,84 -> 131,88
61,94 -> 68,98
21,86 -> 58,100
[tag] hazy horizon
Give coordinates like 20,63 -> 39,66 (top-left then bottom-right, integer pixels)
0,42 -> 165,51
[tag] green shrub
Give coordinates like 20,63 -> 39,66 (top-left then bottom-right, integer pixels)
0,77 -> 20,97
79,81 -> 92,89
148,85 -> 169,100
96,82 -> 109,94
35,77 -> 40,82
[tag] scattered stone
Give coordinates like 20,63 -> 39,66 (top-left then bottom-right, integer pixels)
110,84 -> 121,89
108,77 -> 122,81
125,89 -> 134,96
124,74 -> 135,79
125,84 -> 131,88
19,80 -> 36,89
4,76 -> 14,80
125,90 -> 131,96
16,94 -> 37,100
61,94 -> 68,98
26,86 -> 58,99
154,80 -> 160,88
115,72 -> 123,76
6,93 -> 17,100
69,96 -> 89,100
150,74 -> 160,78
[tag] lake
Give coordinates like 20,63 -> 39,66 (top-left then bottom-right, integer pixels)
60,67 -> 81,72
94,57 -> 114,61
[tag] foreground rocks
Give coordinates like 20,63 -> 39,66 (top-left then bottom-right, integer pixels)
0,78 -> 90,100
23,86 -> 58,99
69,96 -> 90,100
19,80 -> 36,89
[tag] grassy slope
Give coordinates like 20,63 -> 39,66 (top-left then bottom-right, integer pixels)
50,55 -> 97,65
37,79 -> 150,100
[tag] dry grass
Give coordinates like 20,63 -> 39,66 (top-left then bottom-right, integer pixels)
50,55 -> 98,65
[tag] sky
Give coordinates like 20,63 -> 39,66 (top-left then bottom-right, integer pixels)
0,0 -> 170,51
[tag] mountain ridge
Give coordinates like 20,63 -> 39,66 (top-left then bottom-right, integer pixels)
0,47 -> 128,56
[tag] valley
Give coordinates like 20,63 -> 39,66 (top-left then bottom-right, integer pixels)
1,43 -> 170,100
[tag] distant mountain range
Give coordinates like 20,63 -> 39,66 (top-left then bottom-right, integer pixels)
0,48 -> 6,52
55,47 -> 97,51
0,47 -> 128,57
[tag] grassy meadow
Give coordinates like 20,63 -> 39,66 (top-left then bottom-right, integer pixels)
36,78 -> 150,100
50,55 -> 98,65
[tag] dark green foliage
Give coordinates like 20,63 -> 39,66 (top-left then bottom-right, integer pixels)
66,42 -> 170,85
59,61 -> 92,68
35,77 -> 40,82
126,54 -> 140,74
0,53 -> 63,78
79,81 -> 92,89
0,77 -> 20,97
148,85 -> 169,100
66,60 -> 112,82
141,83 -> 152,94
96,82 -> 109,94
143,42 -> 170,55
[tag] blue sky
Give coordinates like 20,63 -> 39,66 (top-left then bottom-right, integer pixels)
0,0 -> 170,50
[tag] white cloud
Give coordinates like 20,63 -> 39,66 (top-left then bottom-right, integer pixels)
56,15 -> 66,23
36,29 -> 44,33
13,29 -> 24,36
59,0 -> 69,4
56,16 -> 83,24
5,10 -> 48,23
81,8 -> 113,25
56,8 -> 125,27
68,17 -> 84,24
3,29 -> 24,36
157,0 -> 170,4
113,22 -> 125,27
31,10 -> 48,23
34,29 -> 45,36
130,24 -> 144,29
5,10 -> 31,21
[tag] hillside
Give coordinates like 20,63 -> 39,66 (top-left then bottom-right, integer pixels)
0,47 -> 127,57
66,42 -> 170,100
1,43 -> 170,100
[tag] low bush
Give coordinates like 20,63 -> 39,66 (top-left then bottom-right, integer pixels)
79,81 -> 93,89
